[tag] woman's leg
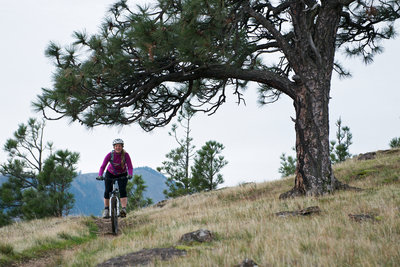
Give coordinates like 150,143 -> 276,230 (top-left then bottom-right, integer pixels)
118,177 -> 128,208
120,197 -> 127,208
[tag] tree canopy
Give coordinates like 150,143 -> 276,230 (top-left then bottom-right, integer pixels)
34,0 -> 400,197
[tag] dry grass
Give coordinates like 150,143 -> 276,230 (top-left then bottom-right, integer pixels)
1,149 -> 400,267
0,216 -> 87,253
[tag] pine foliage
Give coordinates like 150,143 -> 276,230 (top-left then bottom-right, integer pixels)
191,141 -> 228,191
330,118 -> 353,164
127,174 -> 153,211
0,118 -> 79,226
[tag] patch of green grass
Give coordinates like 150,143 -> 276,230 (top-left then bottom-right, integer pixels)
175,245 -> 194,251
57,232 -> 74,240
0,244 -> 13,256
299,241 -> 315,253
352,169 -> 377,180
191,217 -> 210,225
84,218 -> 100,238
381,175 -> 399,184
0,244 -> 14,267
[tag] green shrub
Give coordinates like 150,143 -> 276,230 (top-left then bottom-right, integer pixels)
389,137 -> 400,148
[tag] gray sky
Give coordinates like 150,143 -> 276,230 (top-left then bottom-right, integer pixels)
1,1 -> 399,187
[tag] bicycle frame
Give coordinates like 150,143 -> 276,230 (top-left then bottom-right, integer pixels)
98,176 -> 127,235
109,179 -> 120,218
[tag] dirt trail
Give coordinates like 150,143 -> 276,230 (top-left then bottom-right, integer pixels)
92,218 -> 187,266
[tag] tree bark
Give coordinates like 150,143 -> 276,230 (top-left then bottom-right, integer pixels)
279,79 -> 355,199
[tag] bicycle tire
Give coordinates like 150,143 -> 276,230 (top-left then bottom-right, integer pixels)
111,197 -> 118,235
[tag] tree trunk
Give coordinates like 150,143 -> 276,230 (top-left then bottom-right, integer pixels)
279,79 -> 347,199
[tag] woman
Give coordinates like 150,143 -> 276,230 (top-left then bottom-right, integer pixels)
97,138 -> 133,218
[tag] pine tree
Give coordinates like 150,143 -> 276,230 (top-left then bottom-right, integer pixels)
0,118 -> 50,223
389,137 -> 400,148
0,118 -> 79,225
127,174 -> 153,211
35,150 -> 79,217
330,118 -> 353,163
158,105 -> 196,198
191,141 -> 228,191
278,152 -> 296,178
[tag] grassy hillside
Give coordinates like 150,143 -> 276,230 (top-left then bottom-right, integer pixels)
1,149 -> 399,266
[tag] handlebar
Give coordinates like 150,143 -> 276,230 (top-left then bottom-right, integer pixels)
96,175 -> 132,181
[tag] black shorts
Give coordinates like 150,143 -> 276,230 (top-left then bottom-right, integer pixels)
103,170 -> 128,199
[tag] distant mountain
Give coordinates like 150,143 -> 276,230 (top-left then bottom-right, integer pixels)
70,167 -> 168,216
0,167 -> 168,217
0,175 -> 6,185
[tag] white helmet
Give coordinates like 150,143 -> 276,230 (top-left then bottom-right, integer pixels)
112,138 -> 124,146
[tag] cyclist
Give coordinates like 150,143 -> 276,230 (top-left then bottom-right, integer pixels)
97,138 -> 133,218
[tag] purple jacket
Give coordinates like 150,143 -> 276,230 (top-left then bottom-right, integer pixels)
98,151 -> 133,176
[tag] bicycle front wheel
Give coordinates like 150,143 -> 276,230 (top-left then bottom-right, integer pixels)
111,197 -> 118,235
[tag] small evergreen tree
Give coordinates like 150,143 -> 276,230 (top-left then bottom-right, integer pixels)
191,141 -> 228,191
0,118 -> 50,224
330,117 -> 353,163
0,118 -> 79,225
158,105 -> 196,198
389,137 -> 400,148
35,150 -> 80,217
127,174 -> 153,211
158,146 -> 193,198
20,189 -> 53,220
278,152 -> 296,178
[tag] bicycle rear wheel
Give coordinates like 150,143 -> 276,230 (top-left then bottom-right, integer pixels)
111,197 -> 118,235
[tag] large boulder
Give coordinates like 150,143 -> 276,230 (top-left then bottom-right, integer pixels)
180,229 -> 215,243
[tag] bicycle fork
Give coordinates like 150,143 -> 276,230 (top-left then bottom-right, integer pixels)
109,195 -> 120,217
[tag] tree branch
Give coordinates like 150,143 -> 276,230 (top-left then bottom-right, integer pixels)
243,1 -> 298,67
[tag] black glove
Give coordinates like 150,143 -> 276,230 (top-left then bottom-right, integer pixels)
96,176 -> 104,181
127,175 -> 133,180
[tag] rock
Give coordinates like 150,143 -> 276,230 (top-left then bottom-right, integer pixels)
154,199 -> 167,208
180,229 -> 214,243
357,152 -> 376,160
275,206 -> 321,217
97,247 -> 187,266
234,258 -> 259,267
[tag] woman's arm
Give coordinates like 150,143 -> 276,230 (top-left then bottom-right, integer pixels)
125,152 -> 133,176
98,152 -> 111,176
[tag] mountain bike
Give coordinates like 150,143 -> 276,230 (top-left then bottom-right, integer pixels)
96,176 -> 128,235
